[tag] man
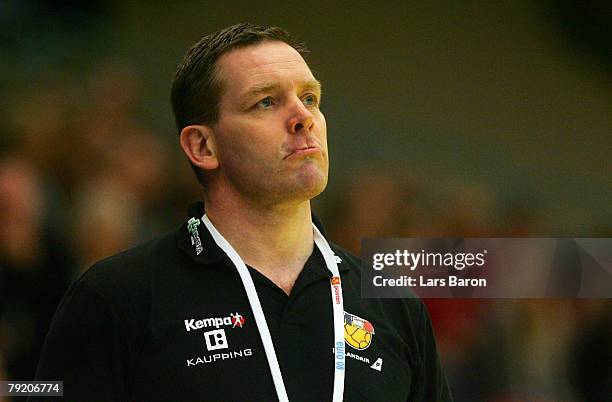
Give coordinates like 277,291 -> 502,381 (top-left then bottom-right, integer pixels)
32,23 -> 452,401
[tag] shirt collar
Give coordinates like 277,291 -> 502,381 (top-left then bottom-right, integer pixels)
177,201 -> 348,271
176,201 -> 226,266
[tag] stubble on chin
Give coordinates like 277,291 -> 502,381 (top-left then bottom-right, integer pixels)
291,159 -> 329,199
261,160 -> 328,206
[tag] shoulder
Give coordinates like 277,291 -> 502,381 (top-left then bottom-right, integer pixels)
73,230 -> 185,318
82,231 -> 179,287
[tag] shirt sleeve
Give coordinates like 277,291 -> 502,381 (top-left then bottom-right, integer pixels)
409,300 -> 454,402
28,278 -> 130,402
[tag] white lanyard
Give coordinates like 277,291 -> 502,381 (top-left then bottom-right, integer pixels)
202,214 -> 346,402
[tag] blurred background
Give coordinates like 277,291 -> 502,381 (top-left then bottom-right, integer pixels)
0,1 -> 610,401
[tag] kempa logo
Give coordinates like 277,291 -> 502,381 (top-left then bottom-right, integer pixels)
204,328 -> 228,351
184,313 -> 246,332
186,314 -> 252,368
187,348 -> 253,367
187,217 -> 203,255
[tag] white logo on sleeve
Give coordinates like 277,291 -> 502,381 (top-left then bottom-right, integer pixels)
204,329 -> 228,351
370,358 -> 383,371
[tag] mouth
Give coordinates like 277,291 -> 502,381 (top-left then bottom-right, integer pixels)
284,146 -> 322,159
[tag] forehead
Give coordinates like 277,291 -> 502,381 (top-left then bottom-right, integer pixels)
215,41 -> 315,99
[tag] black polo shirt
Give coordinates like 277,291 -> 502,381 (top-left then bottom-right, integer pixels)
32,203 -> 452,402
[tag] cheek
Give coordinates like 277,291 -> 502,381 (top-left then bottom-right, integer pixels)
217,120 -> 281,163
315,113 -> 328,148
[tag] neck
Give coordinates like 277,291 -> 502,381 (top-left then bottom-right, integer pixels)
204,189 -> 314,294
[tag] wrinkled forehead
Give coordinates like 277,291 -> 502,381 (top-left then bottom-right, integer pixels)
214,41 -> 316,101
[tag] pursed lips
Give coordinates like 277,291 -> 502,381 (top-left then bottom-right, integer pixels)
284,146 -> 322,159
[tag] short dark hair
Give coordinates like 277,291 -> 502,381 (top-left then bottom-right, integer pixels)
171,23 -> 308,186
171,23 -> 308,131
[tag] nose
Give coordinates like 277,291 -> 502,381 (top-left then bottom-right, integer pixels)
286,98 -> 314,134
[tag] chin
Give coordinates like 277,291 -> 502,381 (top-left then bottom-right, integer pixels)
294,172 -> 328,200
260,164 -> 328,204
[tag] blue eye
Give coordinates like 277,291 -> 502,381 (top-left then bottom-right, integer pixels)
303,95 -> 317,106
257,97 -> 273,108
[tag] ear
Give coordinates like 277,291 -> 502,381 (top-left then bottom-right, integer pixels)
179,125 -> 219,171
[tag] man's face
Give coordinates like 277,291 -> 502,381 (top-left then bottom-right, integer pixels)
210,40 -> 328,207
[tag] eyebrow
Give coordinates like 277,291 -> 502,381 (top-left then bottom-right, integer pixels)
300,79 -> 322,94
244,79 -> 322,99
